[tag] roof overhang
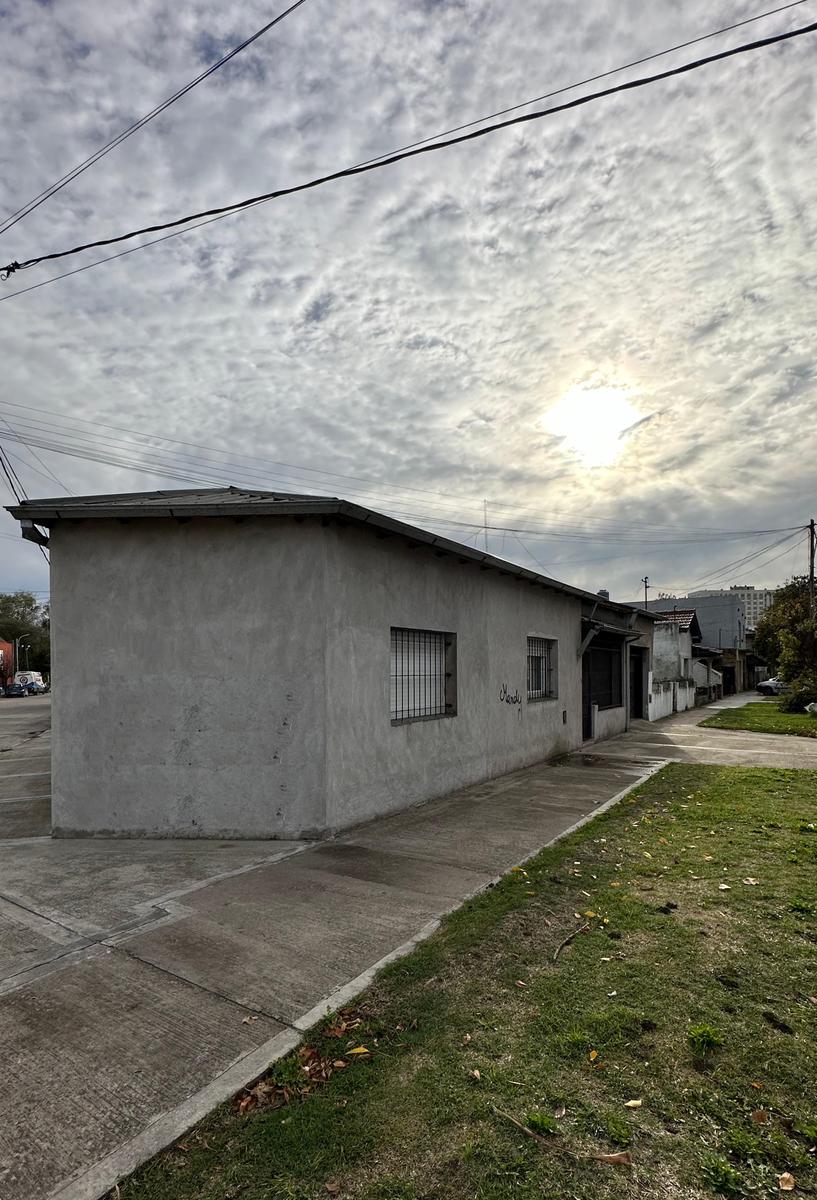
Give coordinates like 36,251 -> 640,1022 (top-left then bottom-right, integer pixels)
5,487 -> 648,620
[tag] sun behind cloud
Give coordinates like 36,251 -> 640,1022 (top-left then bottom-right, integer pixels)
542,384 -> 645,468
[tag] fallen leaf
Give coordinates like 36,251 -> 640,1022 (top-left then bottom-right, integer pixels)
325,1181 -> 341,1196
242,1015 -> 259,1025
643,852 -> 652,859
704,854 -> 714,861
623,1099 -> 642,1109
555,1104 -> 566,1119
515,980 -> 527,989
469,1068 -> 481,1081
607,990 -> 618,998
332,1060 -> 348,1069
600,956 -> 612,962
752,1109 -> 769,1124
809,997 -> 817,1006
593,1150 -> 633,1165
751,1081 -> 763,1090
589,1049 -> 599,1062
462,1033 -> 472,1045
719,883 -> 732,891
778,1172 -> 796,1190
743,877 -> 760,886
347,1046 -> 370,1056
584,910 -> 596,918
238,1095 -> 255,1115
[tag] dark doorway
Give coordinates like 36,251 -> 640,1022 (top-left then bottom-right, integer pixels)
629,648 -> 645,719
722,665 -> 736,695
582,652 -> 593,740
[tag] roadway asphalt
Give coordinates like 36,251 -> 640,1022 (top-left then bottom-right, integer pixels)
1,693 -> 814,1200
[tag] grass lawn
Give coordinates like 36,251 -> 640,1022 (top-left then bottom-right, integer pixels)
118,764 -> 817,1200
700,702 -> 817,739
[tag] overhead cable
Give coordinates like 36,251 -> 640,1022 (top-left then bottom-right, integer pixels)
0,0 -> 311,238
3,18 -> 816,282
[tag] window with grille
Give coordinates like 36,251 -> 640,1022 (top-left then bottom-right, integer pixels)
390,627 -> 457,723
527,637 -> 557,701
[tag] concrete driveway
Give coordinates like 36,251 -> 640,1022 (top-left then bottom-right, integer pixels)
2,693 -> 814,1200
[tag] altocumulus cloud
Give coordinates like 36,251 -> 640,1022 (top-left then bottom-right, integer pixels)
0,0 -> 814,598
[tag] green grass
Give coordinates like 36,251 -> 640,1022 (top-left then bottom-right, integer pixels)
117,765 -> 817,1200
700,701 -> 817,738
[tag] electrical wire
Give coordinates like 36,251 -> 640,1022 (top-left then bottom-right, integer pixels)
0,422 -> 803,547
687,528 -> 806,587
354,0 -> 816,171
0,0 -> 311,239
0,397 -> 774,536
3,18 -> 816,282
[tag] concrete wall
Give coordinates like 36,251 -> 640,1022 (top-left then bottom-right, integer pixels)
321,524 -> 583,832
49,516 -> 602,839
50,519 -> 331,838
593,703 -> 627,742
649,679 -> 674,721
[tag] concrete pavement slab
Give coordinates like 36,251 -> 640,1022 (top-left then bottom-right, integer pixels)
0,950 -> 284,1200
119,849 -> 490,1021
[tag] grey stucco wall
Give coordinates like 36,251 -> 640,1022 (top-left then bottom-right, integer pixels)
321,524 -> 583,833
50,518 -> 329,838
653,624 -> 693,681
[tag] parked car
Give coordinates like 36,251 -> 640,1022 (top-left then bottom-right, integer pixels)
25,681 -> 48,695
3,682 -> 27,698
757,676 -> 785,696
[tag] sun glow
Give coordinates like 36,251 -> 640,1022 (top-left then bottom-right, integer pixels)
542,385 -> 644,468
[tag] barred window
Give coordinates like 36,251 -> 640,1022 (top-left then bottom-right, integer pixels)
390,627 -> 457,723
527,636 -> 557,700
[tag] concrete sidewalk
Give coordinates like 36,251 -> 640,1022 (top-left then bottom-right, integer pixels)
3,693 -> 815,1200
0,715 -> 650,1200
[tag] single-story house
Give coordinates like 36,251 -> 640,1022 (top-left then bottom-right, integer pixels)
9,488 -> 658,839
649,609 -> 700,717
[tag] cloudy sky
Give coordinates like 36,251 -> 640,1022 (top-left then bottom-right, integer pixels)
0,0 -> 815,606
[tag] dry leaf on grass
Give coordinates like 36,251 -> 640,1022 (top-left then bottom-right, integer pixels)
515,980 -> 527,989
752,1109 -> 769,1124
743,877 -> 760,885
325,1181 -> 341,1196
347,1046 -> 370,1056
589,1049 -> 599,1062
719,883 -> 732,891
462,1033 -> 472,1045
778,1172 -> 796,1190
469,1068 -> 481,1081
623,1099 -> 642,1109
593,1150 -> 633,1165
555,1105 -> 566,1119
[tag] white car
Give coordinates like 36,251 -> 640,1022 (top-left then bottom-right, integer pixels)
757,677 -> 785,696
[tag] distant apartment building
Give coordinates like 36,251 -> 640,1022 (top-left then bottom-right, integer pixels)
688,585 -> 777,627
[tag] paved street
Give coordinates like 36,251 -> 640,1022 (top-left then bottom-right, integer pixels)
1,694 -> 815,1200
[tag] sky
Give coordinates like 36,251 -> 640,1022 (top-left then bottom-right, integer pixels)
0,0 -> 815,608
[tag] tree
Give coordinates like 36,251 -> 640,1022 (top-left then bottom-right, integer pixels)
754,576 -> 817,710
0,592 -> 50,676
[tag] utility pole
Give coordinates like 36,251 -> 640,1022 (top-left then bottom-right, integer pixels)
641,576 -> 649,608
809,518 -> 815,622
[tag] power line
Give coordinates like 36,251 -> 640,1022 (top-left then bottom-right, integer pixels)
0,399 -> 793,538
1,6 -> 810,305
355,0 -> 816,170
0,0 -> 311,239
0,421 -> 803,546
3,18 -> 816,282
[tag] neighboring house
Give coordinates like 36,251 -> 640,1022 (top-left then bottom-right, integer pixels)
689,584 -> 777,628
634,595 -> 749,694
9,487 -> 658,840
649,610 -> 700,717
